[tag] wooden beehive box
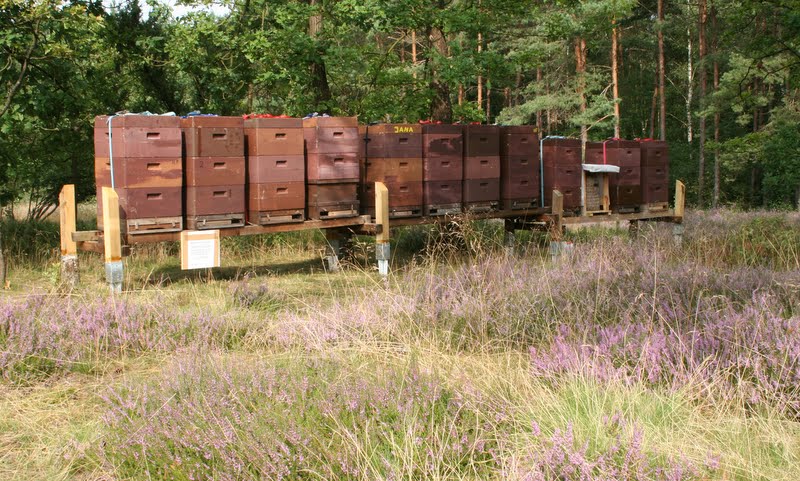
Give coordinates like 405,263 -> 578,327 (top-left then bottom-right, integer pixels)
582,164 -> 619,215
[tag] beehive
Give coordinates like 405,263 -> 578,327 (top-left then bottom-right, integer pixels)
245,117 -> 305,224
182,116 -> 245,229
361,124 -> 423,218
422,124 -> 463,216
94,115 -> 183,233
303,117 -> 360,219
500,126 -> 539,210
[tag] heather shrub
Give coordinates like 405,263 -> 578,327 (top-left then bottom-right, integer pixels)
100,352 -> 706,481
528,293 -> 800,415
0,293 -> 242,382
102,353 -> 499,480
684,210 -> 800,269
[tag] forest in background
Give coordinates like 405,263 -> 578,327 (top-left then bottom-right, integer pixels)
1,0 -> 799,220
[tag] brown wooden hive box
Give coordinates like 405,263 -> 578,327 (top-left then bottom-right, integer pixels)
463,125 -> 500,158
182,116 -> 244,158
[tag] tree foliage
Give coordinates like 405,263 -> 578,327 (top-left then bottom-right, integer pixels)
1,0 -> 799,216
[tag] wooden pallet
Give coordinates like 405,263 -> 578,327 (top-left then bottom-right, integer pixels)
186,213 -> 246,230
126,216 -> 183,235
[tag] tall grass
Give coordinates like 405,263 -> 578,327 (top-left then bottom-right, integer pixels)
1,209 -> 800,480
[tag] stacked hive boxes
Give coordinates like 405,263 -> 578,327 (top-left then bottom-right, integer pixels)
245,117 -> 305,224
500,126 -> 539,210
541,138 -> 582,213
586,139 -> 642,211
463,125 -> 501,211
303,117 -> 360,219
94,115 -> 183,233
640,140 -> 670,208
182,116 -> 245,229
361,124 -> 423,218
422,124 -> 463,216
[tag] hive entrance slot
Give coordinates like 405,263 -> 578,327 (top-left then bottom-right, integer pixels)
275,133 -> 286,139
333,132 -> 344,137
147,163 -> 160,170
146,132 -> 160,139
276,187 -> 288,194
147,193 -> 162,200
276,159 -> 287,166
213,191 -> 228,198
213,162 -> 226,169
212,132 -> 226,139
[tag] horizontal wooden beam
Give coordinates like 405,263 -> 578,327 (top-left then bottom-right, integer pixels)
560,209 -> 676,225
73,208 -> 682,252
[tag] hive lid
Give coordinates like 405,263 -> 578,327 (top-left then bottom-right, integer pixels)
583,164 -> 620,173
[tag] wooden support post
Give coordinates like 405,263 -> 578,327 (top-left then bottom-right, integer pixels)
674,180 -> 686,221
324,228 -> 343,272
549,190 -> 570,258
59,184 -> 79,288
102,187 -> 123,293
504,218 -> 516,255
550,190 -> 563,241
375,182 -> 390,276
628,220 -> 640,239
673,223 -> 685,247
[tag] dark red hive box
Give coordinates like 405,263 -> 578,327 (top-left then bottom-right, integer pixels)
185,185 -> 246,230
500,126 -> 538,157
305,153 -> 360,183
463,178 -> 500,210
364,124 -> 423,159
185,156 -> 245,187
423,181 -> 462,216
182,116 -> 244,158
94,115 -> 182,158
640,140 -> 670,205
463,125 -> 500,157
249,182 -> 305,212
96,186 -> 183,232
248,155 -> 305,184
542,138 -> 582,210
464,156 -> 501,180
423,124 -> 463,159
94,157 -> 183,189
307,183 -> 360,220
303,117 -> 360,155
245,117 -> 304,157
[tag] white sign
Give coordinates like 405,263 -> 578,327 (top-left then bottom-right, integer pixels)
180,230 -> 220,270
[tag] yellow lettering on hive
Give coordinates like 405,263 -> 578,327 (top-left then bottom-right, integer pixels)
393,126 -> 416,134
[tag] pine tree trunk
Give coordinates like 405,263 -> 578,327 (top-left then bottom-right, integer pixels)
712,6 -> 720,208
308,0 -> 331,109
657,0 -> 666,141
575,37 -> 588,146
612,19 -> 621,138
649,82 -> 657,139
477,31 -> 483,112
0,231 -> 5,288
698,0 -> 707,206
686,0 -> 693,144
411,30 -> 417,79
536,67 -> 543,132
486,85 -> 491,120
429,20 -> 453,121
